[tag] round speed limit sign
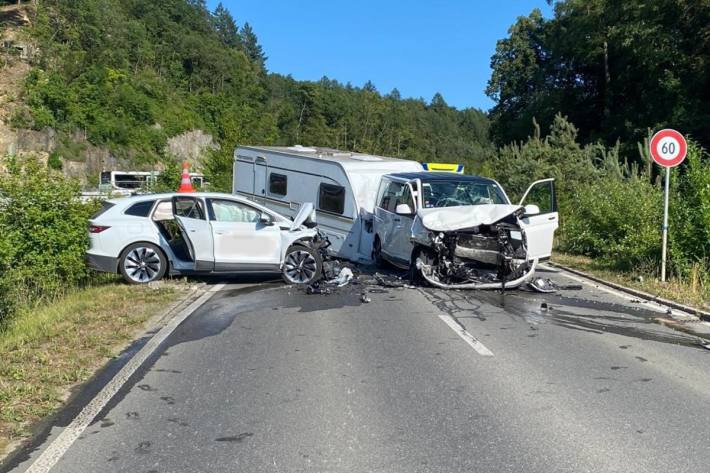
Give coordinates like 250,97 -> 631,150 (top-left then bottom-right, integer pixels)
650,129 -> 687,168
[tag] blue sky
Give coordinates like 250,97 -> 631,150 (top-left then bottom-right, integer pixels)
208,1 -> 553,111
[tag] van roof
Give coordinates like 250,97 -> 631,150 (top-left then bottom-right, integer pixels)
388,172 -> 497,184
237,145 -> 413,169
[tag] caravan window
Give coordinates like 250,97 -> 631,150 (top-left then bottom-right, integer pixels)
269,173 -> 287,196
318,183 -> 345,214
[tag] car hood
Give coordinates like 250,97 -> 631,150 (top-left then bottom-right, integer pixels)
290,202 -> 315,231
418,204 -> 522,232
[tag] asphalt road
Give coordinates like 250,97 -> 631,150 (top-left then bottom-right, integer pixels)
5,267 -> 710,473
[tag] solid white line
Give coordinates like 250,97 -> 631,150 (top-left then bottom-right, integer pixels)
23,283 -> 226,473
438,314 -> 494,357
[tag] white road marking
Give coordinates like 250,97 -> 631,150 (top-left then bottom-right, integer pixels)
23,283 -> 226,473
438,314 -> 494,357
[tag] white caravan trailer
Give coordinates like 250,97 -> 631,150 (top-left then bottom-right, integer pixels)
233,145 -> 422,263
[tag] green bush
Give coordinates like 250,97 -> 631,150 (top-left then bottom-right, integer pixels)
668,141 -> 710,275
0,156 -> 98,321
561,176 -> 662,269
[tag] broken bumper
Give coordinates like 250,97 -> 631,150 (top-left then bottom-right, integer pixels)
416,258 -> 538,290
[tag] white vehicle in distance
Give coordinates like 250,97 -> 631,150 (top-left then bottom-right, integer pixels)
86,192 -> 322,285
373,172 -> 559,290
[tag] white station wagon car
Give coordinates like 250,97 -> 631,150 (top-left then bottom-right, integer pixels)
86,192 -> 322,285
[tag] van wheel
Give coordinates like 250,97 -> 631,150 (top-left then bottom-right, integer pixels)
373,237 -> 387,269
282,245 -> 322,285
411,247 -> 437,286
119,243 -> 167,284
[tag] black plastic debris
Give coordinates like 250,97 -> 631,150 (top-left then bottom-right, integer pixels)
305,282 -> 331,295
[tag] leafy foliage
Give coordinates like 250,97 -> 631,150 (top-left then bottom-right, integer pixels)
484,115 -> 709,278
0,157 -> 98,321
487,1 -> 710,153
23,0 -> 491,178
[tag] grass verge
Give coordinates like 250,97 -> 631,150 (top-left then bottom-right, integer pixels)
552,252 -> 709,311
0,278 -> 186,455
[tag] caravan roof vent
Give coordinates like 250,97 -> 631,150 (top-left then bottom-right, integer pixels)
351,154 -> 383,162
288,145 -> 317,153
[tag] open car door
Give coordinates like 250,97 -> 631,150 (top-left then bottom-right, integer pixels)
171,196 -> 214,271
518,178 -> 558,260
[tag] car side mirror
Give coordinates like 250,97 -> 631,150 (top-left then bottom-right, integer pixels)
395,203 -> 413,215
259,214 -> 274,226
524,204 -> 540,216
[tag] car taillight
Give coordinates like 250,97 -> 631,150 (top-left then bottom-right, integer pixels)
89,224 -> 111,234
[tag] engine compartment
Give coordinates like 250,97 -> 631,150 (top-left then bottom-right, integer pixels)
415,210 -> 536,289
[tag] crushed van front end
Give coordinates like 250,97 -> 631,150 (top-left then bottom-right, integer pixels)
412,206 -> 538,290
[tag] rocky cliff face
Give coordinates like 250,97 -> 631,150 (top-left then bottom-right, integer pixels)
1,4 -> 218,188
0,3 -> 33,163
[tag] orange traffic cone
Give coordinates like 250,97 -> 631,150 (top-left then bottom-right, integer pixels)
177,162 -> 195,193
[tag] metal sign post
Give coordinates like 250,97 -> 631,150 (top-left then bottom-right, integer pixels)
661,167 -> 670,282
649,129 -> 687,282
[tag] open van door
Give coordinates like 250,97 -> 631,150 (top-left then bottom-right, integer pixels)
171,196 -> 215,271
518,178 -> 558,260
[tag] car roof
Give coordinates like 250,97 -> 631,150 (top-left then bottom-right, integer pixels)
107,192 -> 248,205
386,172 -> 498,185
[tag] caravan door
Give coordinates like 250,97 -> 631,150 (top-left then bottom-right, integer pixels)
253,157 -> 267,203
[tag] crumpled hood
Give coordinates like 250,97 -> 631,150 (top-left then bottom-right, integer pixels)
418,204 -> 522,232
290,202 -> 315,231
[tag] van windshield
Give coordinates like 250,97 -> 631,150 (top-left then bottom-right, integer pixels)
421,181 -> 507,208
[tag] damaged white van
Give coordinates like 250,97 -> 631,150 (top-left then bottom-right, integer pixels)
373,172 -> 558,289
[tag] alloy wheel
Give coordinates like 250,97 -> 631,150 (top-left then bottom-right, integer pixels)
123,246 -> 162,283
283,249 -> 318,284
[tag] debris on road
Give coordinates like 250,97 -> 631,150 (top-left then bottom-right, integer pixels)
528,278 -> 557,293
527,277 -> 583,293
326,267 -> 354,287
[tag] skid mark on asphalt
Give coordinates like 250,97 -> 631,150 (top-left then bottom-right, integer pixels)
438,314 -> 494,357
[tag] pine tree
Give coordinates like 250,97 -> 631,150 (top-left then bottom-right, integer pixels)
363,80 -> 377,93
240,22 -> 266,68
213,3 -> 240,49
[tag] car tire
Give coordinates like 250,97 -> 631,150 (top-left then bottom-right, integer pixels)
119,242 -> 167,285
411,246 -> 437,286
373,237 -> 388,269
282,244 -> 322,285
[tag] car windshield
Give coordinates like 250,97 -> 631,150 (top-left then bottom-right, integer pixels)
421,181 -> 507,208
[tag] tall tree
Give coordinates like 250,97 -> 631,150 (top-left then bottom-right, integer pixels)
240,22 -> 266,68
487,0 -> 710,151
212,2 -> 240,49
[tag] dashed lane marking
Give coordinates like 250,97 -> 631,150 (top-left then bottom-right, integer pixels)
438,314 -> 494,357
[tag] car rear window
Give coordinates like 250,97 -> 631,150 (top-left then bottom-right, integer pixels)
92,201 -> 115,219
319,183 -> 345,214
125,200 -> 156,217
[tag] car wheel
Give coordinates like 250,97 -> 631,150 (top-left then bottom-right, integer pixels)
282,244 -> 322,285
119,243 -> 167,284
412,247 -> 437,286
373,237 -> 387,269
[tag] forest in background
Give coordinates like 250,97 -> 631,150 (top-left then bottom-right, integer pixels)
7,0 -> 492,180
0,0 -> 708,319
